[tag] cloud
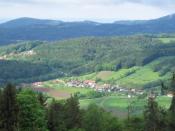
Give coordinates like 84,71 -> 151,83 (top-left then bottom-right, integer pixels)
1,0 -> 175,6
1,0 -> 175,10
0,0 -> 175,22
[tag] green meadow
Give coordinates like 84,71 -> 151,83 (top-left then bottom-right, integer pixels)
36,78 -> 172,118
67,59 -> 171,88
33,67 -> 172,118
79,95 -> 172,118
155,37 -> 175,43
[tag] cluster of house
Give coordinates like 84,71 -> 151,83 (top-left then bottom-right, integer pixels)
0,56 -> 6,60
0,50 -> 35,61
32,82 -> 43,87
66,80 -> 144,95
31,79 -> 174,98
67,80 -> 96,89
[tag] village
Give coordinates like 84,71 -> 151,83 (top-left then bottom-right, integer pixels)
31,78 -> 175,99
66,79 -> 144,97
31,78 -> 145,97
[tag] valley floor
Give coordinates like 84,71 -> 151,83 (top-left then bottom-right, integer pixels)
25,77 -> 172,118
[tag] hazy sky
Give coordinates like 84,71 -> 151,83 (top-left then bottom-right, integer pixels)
0,0 -> 175,22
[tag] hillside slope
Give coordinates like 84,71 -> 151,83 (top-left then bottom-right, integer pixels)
0,35 -> 175,87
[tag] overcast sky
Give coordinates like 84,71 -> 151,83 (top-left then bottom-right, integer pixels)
0,0 -> 175,22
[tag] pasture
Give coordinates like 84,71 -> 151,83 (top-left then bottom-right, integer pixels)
79,95 -> 172,118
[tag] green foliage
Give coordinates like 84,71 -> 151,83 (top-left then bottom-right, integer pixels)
144,98 -> 167,131
166,110 -> 175,131
0,41 -> 43,55
170,73 -> 175,93
0,89 -> 2,126
0,83 -> 18,131
86,91 -> 105,99
0,60 -> 63,84
48,95 -> 82,131
166,73 -> 175,130
17,89 -> 48,131
1,82 -> 175,131
64,95 -> 82,129
76,91 -> 106,99
0,35 -> 175,88
161,82 -> 168,95
82,104 -> 122,131
123,117 -> 145,131
37,92 -> 48,107
47,100 -> 66,131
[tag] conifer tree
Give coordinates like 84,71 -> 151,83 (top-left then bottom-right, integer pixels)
37,92 -> 48,107
167,73 -> 175,130
161,82 -> 167,96
47,100 -> 66,131
169,73 -> 175,112
0,88 -> 3,128
64,95 -> 82,129
144,97 -> 166,131
0,83 -> 18,131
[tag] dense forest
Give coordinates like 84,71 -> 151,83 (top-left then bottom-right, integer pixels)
0,35 -> 175,88
0,74 -> 175,131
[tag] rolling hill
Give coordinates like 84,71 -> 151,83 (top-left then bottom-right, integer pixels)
0,35 -> 175,88
0,14 -> 175,45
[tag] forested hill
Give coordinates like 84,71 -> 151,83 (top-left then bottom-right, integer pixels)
0,14 -> 175,45
0,35 -> 175,88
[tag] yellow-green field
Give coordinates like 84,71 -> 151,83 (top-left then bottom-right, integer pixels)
155,37 -> 175,43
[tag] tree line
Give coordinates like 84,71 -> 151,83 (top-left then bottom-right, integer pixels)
0,84 -> 122,131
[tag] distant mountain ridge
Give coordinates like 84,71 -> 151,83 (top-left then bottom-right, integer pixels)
0,14 -> 175,45
0,17 -> 100,28
0,17 -> 64,28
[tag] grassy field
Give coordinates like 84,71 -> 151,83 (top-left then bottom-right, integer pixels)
30,53 -> 173,117
96,67 -> 140,81
44,57 -> 171,88
32,78 -> 172,118
155,37 -> 175,43
118,67 -> 162,87
67,60 -> 171,88
79,95 -> 172,118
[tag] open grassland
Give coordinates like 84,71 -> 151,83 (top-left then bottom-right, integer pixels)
79,95 -> 172,118
96,67 -> 140,81
68,58 -> 172,88
118,67 -> 162,87
155,37 -> 175,44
